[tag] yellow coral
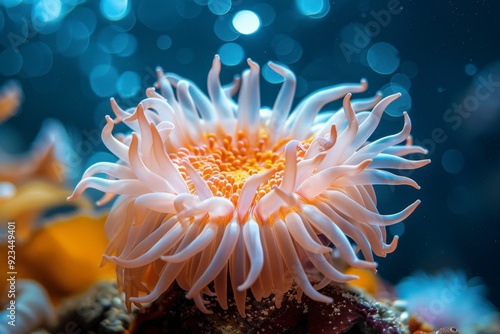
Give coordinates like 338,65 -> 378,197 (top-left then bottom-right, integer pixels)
1,213 -> 115,304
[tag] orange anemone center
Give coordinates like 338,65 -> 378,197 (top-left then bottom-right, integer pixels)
169,130 -> 309,206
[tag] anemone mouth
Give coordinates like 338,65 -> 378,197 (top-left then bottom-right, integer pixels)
169,130 -> 300,206
67,55 -> 429,317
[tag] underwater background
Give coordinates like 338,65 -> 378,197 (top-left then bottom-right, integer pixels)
0,0 -> 499,326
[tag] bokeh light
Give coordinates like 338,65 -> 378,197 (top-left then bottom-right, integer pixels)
89,64 -> 119,97
96,26 -> 137,56
214,16 -> 240,42
218,43 -> 244,66
208,0 -> 231,16
116,71 -> 141,98
112,33 -> 137,57
232,10 -> 261,35
442,149 -> 465,174
176,0 -> 202,19
252,3 -> 275,26
272,34 -> 303,64
71,7 -> 98,35
97,26 -> 119,53
0,48 -> 22,76
367,42 -> 400,75
391,73 -> 411,91
20,42 -> 53,77
295,0 -> 330,19
100,0 -> 130,21
33,0 -> 62,23
465,63 -> 477,76
110,9 -> 136,32
78,43 -> 112,74
157,35 -> 172,50
56,19 -> 90,57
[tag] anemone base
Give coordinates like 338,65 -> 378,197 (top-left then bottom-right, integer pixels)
130,283 -> 408,334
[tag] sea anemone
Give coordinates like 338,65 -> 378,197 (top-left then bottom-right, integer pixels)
68,55 -> 429,316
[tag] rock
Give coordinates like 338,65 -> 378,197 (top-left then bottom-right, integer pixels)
130,283 -> 409,334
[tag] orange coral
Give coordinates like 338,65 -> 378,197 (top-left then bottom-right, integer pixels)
0,213 -> 115,304
0,80 -> 22,124
345,267 -> 380,296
